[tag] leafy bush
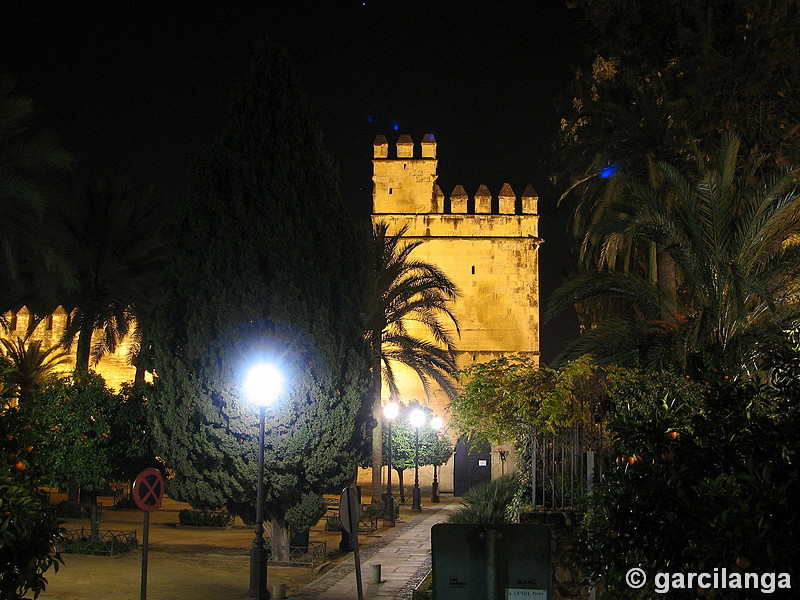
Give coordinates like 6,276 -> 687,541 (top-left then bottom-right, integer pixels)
580,368 -> 799,598
0,375 -> 64,600
284,493 -> 326,533
362,501 -> 399,520
178,509 -> 233,527
29,373 -> 159,496
447,474 -> 520,524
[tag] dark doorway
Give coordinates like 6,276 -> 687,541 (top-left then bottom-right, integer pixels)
453,436 -> 491,496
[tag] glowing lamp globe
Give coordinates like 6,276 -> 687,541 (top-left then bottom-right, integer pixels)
430,416 -> 443,431
409,408 -> 426,429
244,363 -> 283,407
383,402 -> 399,421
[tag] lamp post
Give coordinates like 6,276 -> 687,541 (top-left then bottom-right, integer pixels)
409,408 -> 426,512
245,363 -> 282,600
430,415 -> 443,503
383,402 -> 399,526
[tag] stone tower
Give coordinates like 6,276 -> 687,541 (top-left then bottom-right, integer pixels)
371,133 -> 541,492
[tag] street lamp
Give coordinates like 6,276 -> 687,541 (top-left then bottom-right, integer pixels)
245,363 -> 282,600
383,402 -> 399,526
430,415 -> 443,503
409,408 -> 426,512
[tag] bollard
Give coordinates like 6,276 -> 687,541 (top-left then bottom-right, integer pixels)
272,583 -> 287,599
367,564 -> 382,584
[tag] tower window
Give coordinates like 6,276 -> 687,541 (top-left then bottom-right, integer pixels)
388,188 -> 393,194
9,312 -> 17,330
46,314 -> 54,330
471,266 -> 476,275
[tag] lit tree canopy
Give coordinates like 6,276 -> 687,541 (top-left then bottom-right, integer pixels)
383,402 -> 453,471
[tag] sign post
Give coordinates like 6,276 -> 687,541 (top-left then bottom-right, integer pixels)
431,523 -> 552,599
132,468 -> 165,600
339,486 -> 364,600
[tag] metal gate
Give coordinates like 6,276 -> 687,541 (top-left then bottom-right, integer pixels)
453,435 -> 492,496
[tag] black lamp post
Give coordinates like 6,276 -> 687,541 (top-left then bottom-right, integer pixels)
430,415 -> 443,502
409,408 -> 425,512
383,402 -> 398,526
245,364 -> 282,600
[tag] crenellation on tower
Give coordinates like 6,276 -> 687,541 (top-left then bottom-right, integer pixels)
396,133 -> 414,158
474,184 -> 492,214
498,183 -> 516,214
450,185 -> 468,213
421,133 -> 437,158
373,134 -> 389,158
373,133 -> 439,214
522,183 -> 538,215
432,184 -> 445,213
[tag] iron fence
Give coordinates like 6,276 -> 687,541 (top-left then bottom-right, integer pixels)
526,424 -> 601,511
324,513 -> 378,533
59,528 -> 138,556
268,541 -> 327,567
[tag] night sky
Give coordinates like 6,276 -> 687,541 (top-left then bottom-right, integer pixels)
2,2 -> 584,362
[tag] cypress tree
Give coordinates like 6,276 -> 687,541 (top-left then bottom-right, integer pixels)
148,41 -> 370,555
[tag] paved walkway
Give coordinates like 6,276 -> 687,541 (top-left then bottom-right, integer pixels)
294,498 -> 458,599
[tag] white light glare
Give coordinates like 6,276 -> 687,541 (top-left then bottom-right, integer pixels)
383,402 -> 399,420
409,408 -> 426,429
244,363 -> 283,407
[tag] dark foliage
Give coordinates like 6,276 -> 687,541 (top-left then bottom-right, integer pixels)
146,40 -> 370,549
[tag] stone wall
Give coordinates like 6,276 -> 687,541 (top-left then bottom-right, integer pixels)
1,306 -> 138,390
371,133 -> 541,493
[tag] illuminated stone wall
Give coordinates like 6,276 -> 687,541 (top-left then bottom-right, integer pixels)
365,133 -> 540,494
1,307 -> 137,390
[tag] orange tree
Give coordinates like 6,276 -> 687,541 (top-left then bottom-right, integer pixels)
581,363 -> 799,599
0,360 -> 63,599
29,372 -> 156,505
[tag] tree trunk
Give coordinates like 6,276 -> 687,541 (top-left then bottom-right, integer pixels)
269,513 -> 290,563
74,311 -> 94,372
370,338 -> 383,501
89,492 -> 99,538
396,468 -> 405,504
68,480 -> 80,505
656,247 -> 678,321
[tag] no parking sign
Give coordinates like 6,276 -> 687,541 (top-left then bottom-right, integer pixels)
132,468 -> 164,512
132,468 -> 164,600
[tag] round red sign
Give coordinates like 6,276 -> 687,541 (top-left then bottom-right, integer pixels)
132,468 -> 165,512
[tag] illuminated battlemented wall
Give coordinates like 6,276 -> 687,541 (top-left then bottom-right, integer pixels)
368,133 -> 541,493
1,307 -> 137,390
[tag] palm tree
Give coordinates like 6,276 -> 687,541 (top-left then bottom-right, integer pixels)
0,74 -> 74,316
548,134 -> 800,373
57,178 -> 166,372
363,222 -> 461,496
0,336 -> 70,404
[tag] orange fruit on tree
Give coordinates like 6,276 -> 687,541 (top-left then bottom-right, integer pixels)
14,461 -> 26,471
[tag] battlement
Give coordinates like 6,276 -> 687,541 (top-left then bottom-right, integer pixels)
445,182 -> 537,215
372,133 -> 538,216
374,133 -> 437,159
